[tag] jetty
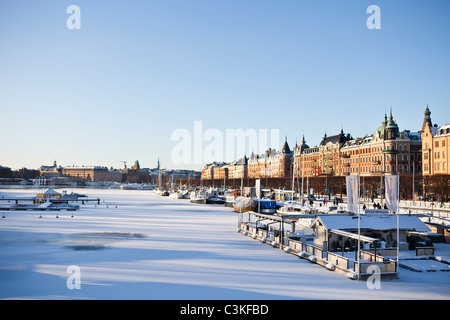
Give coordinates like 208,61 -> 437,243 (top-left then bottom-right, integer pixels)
0,188 -> 100,211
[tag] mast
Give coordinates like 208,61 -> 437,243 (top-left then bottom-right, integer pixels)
357,174 -> 361,279
396,174 -> 400,268
412,161 -> 415,205
291,159 -> 295,210
301,152 -> 305,206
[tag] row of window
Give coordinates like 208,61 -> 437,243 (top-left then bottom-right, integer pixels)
423,163 -> 448,172
425,139 -> 448,149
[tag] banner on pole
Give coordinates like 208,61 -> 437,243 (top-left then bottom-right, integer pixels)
255,179 -> 261,199
346,175 -> 360,213
385,175 -> 399,213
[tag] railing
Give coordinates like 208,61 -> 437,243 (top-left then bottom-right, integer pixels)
360,250 -> 385,263
367,248 -> 397,257
288,239 -> 304,252
416,247 -> 435,256
355,260 -> 397,273
303,242 -> 325,259
401,200 -> 450,210
327,252 -> 349,269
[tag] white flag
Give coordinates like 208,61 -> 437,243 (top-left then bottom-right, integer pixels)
346,175 -> 360,213
385,175 -> 399,213
255,179 -> 261,199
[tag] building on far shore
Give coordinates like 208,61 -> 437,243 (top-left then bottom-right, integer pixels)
202,109 -> 429,182
39,160 -> 63,178
63,166 -> 123,183
421,105 -> 450,175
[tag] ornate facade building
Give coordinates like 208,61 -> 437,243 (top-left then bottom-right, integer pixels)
421,106 -> 450,175
291,111 -> 422,178
201,108 -> 448,181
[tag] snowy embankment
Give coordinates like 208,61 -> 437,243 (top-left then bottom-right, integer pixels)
0,188 -> 449,300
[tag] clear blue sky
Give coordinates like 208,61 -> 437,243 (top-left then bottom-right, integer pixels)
1,0 -> 449,171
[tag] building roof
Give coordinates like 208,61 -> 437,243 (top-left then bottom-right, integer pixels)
281,138 -> 292,154
313,215 -> 430,232
319,130 -> 351,147
43,188 -> 60,195
435,123 -> 450,137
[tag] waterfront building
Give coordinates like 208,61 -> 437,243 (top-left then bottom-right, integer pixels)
120,160 -> 142,183
63,166 -> 122,183
39,160 -> 63,178
293,111 -> 421,178
0,166 -> 13,179
421,106 -> 450,175
227,156 -> 248,179
200,108 -> 442,182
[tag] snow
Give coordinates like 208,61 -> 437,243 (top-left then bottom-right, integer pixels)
0,188 -> 449,300
399,259 -> 450,272
316,215 -> 431,232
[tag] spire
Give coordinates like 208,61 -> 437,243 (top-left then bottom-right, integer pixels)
424,104 -> 431,117
281,137 -> 291,154
422,104 -> 433,131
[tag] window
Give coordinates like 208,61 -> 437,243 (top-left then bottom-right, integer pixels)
436,141 -> 440,147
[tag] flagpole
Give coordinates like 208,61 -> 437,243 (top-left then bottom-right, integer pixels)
357,174 -> 361,279
301,153 -> 304,207
396,174 -> 400,270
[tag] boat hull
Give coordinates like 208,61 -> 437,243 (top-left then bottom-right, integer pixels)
233,206 -> 254,213
207,199 -> 225,205
191,199 -> 207,204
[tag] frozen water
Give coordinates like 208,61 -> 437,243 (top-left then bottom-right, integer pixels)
0,188 -> 449,300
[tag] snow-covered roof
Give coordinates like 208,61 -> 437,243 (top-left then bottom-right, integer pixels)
43,188 -> 60,195
314,215 -> 430,232
435,123 -> 450,137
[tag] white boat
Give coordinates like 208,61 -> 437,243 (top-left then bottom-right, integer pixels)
225,190 -> 240,207
190,190 -> 207,204
169,191 -> 184,199
182,190 -> 191,199
121,183 -> 154,190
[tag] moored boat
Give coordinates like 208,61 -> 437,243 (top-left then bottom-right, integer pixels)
233,196 -> 255,213
254,198 -> 277,214
190,190 -> 207,204
169,191 -> 184,199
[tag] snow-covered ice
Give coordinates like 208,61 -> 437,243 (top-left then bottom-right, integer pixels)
0,188 -> 449,300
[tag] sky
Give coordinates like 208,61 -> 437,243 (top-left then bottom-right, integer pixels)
1,0 -> 449,171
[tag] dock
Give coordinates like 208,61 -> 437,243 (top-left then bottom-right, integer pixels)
0,189 -> 100,211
